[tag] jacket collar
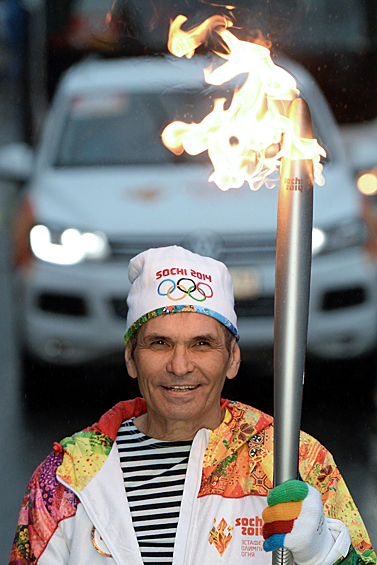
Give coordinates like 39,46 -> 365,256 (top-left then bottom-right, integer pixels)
56,398 -> 272,493
56,398 -> 147,492
88,397 -> 147,439
205,400 -> 273,467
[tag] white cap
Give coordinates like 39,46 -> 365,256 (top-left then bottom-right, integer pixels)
124,245 -> 239,344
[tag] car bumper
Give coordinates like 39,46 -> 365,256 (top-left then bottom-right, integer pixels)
19,247 -> 377,365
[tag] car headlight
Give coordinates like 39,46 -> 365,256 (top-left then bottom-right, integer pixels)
312,227 -> 327,255
357,170 -> 377,196
30,225 -> 110,265
312,219 -> 367,256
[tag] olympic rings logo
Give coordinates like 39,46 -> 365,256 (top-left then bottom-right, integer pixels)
157,277 -> 213,302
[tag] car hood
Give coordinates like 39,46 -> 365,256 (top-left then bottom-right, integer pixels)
29,162 -> 359,235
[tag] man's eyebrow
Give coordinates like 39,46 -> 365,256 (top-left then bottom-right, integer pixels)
140,332 -> 220,344
141,333 -> 169,342
191,333 -> 220,343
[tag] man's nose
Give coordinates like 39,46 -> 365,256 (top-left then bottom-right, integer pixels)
167,345 -> 194,376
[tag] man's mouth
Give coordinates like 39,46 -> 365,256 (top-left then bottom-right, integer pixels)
163,385 -> 200,390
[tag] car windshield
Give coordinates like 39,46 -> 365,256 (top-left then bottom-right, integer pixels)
54,88 -> 233,167
72,0 -> 115,15
54,81 -> 328,168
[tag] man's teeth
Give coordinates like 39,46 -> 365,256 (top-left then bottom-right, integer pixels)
165,385 -> 198,390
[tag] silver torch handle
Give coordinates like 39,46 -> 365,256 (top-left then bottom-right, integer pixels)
272,98 -> 314,565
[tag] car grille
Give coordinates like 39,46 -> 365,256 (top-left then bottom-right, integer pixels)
37,292 -> 87,316
111,296 -> 274,320
322,286 -> 366,311
235,297 -> 274,317
108,232 -> 276,265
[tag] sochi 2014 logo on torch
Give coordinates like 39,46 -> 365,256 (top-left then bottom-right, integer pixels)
156,267 -> 213,302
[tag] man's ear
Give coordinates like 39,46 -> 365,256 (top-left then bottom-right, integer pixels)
125,343 -> 138,379
227,340 -> 241,381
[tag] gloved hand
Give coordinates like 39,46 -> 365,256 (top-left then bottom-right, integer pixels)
262,479 -> 336,565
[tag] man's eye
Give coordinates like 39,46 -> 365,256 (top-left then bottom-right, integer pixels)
152,340 -> 167,346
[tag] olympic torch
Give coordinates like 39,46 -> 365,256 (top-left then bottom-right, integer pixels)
272,98 -> 314,565
162,26 -> 320,542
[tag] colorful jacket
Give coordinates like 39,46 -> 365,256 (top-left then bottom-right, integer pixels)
9,398 -> 376,565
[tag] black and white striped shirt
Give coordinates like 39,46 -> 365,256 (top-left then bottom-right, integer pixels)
116,418 -> 192,565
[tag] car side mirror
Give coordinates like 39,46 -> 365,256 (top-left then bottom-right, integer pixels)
341,120 -> 377,177
0,142 -> 34,184
350,137 -> 377,175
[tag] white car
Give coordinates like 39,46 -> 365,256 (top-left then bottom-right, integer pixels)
4,54 -> 377,373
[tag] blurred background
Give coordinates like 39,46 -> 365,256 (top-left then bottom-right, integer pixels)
2,0 -> 377,560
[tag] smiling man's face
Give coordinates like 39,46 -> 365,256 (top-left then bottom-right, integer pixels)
125,312 -> 240,440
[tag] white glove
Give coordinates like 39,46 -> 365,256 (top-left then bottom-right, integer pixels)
262,480 -> 351,565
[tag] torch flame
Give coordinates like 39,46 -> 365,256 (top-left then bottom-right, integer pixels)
167,14 -> 230,59
162,15 -> 326,191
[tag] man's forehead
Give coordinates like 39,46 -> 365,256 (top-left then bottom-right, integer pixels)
139,312 -> 224,337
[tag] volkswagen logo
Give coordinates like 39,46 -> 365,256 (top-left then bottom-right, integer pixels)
184,231 -> 222,259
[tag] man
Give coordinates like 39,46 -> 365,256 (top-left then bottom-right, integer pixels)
10,246 -> 375,565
